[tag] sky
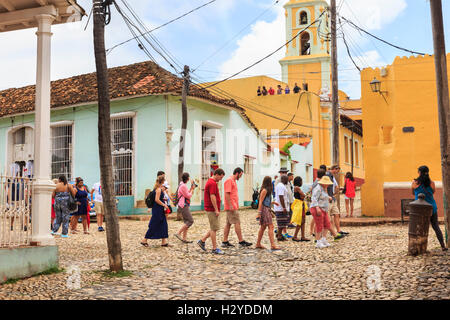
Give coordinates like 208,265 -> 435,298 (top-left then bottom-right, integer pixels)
0,0 -> 449,99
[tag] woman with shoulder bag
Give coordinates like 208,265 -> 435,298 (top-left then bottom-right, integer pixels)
344,172 -> 356,218
141,176 -> 172,247
291,176 -> 310,242
51,175 -> 76,238
255,176 -> 281,251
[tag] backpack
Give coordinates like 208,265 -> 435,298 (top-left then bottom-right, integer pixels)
145,189 -> 156,208
172,185 -> 181,206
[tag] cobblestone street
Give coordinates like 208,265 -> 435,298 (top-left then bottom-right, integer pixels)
1,209 -> 448,300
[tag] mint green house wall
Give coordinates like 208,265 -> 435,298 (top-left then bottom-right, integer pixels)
0,93 -> 312,215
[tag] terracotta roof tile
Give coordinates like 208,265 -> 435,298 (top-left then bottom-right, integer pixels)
0,60 -> 258,131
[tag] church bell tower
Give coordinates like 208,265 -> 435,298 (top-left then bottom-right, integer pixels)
279,0 -> 331,95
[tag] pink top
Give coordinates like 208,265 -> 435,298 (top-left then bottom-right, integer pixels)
177,182 -> 192,208
224,177 -> 239,211
345,178 -> 356,198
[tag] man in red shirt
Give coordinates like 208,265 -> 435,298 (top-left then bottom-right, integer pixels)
268,87 -> 275,95
222,167 -> 252,248
198,168 -> 225,254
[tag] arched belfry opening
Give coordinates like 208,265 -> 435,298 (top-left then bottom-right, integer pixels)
300,32 -> 311,55
300,11 -> 308,25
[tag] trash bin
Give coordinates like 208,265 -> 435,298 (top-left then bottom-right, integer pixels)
408,193 -> 433,256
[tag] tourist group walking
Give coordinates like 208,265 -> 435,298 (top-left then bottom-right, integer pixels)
50,163 -> 447,252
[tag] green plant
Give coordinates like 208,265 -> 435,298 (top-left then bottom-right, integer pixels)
3,278 -> 19,285
101,270 -> 133,278
35,266 -> 65,276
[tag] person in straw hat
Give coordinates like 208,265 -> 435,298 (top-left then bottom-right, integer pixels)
310,175 -> 344,248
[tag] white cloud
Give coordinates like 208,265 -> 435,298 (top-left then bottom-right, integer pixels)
218,5 -> 285,80
217,0 -> 407,99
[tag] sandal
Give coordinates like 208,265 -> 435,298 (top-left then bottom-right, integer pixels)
300,238 -> 311,242
140,242 -> 149,247
292,238 -> 301,242
84,231 -> 90,234
255,245 -> 266,250
271,247 -> 281,251
161,243 -> 173,247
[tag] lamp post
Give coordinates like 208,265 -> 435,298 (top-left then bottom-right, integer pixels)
370,77 -> 388,103
165,123 -> 174,186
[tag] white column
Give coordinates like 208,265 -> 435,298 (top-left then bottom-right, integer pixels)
31,14 -> 56,246
165,125 -> 173,186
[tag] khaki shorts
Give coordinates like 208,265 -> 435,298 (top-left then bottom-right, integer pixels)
95,201 -> 103,215
207,211 -> 220,231
328,201 -> 340,216
226,210 -> 240,225
178,206 -> 194,227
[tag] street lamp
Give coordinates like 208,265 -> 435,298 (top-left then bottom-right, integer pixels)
370,77 -> 388,103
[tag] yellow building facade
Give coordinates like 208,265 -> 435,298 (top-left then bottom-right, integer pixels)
204,0 -> 365,184
361,54 -> 450,217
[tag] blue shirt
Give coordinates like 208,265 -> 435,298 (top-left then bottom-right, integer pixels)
414,184 -> 437,214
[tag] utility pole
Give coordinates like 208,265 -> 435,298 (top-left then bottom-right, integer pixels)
330,0 -> 339,167
351,120 -> 354,175
330,0 -> 341,208
177,65 -> 190,221
430,0 -> 450,246
178,65 -> 190,183
93,0 -> 124,271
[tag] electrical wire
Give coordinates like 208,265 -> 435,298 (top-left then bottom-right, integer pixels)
106,0 -> 218,55
193,0 -> 281,72
203,10 -> 326,89
113,1 -> 180,73
340,18 -> 361,72
342,0 -> 389,64
119,0 -> 184,71
189,75 -> 331,131
340,15 -> 426,56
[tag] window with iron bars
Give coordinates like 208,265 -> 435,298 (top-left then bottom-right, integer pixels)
51,125 -> 72,181
111,117 -> 134,196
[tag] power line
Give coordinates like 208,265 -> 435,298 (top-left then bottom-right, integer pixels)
193,0 -> 281,72
113,1 -> 182,74
340,18 -> 361,72
340,15 -> 427,56
106,0 -> 218,55
342,0 -> 389,64
202,10 -> 327,89
189,75 -> 332,131
119,0 -> 183,71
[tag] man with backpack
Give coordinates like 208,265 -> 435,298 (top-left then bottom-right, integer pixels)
324,165 -> 349,236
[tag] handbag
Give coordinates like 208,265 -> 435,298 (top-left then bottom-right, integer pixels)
342,180 -> 347,195
68,193 -> 78,212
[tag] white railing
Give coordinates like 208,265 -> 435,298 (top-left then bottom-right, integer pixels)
0,175 -> 33,248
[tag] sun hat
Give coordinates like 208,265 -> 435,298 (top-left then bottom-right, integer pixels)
162,182 -> 170,189
318,176 -> 334,185
279,167 -> 289,173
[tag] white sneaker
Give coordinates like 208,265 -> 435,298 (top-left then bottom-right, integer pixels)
316,240 -> 326,249
321,237 -> 331,247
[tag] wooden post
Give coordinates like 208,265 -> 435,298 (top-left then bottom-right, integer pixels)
177,65 -> 190,220
331,0 -> 339,167
93,0 -> 123,271
430,0 -> 450,246
351,120 -> 354,175
330,0 -> 341,207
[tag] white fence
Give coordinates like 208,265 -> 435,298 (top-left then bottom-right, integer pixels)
0,175 -> 33,248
